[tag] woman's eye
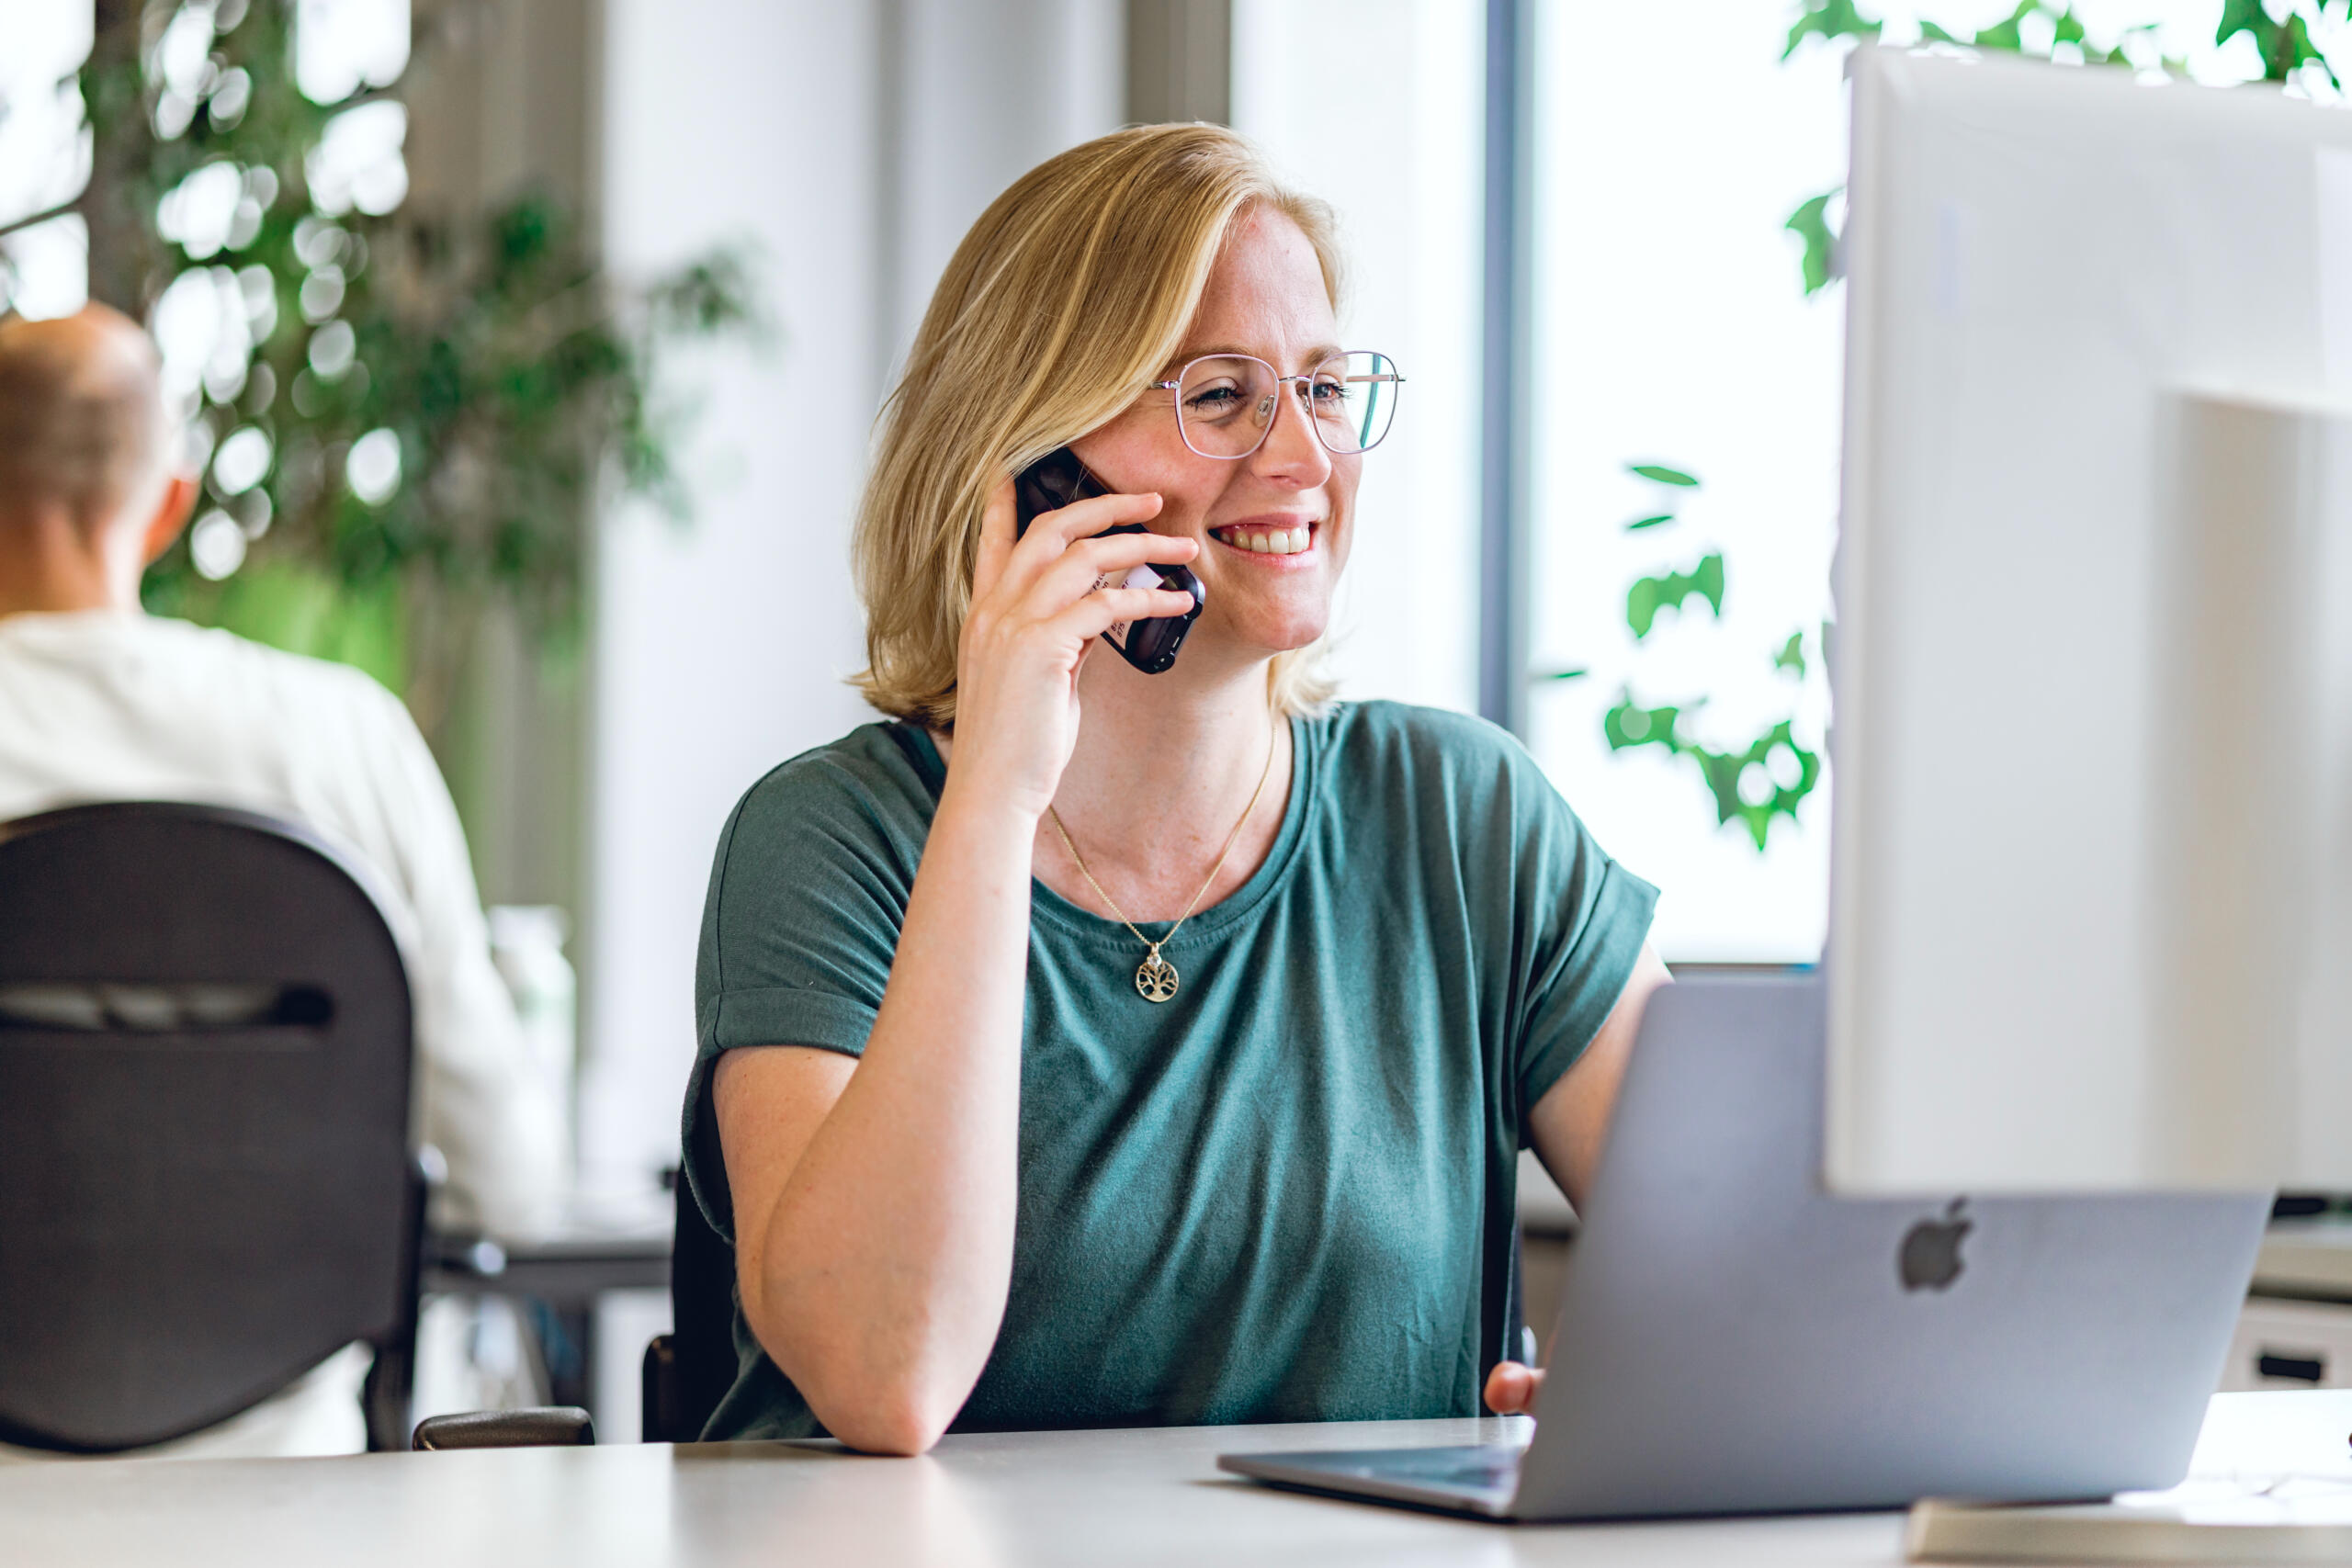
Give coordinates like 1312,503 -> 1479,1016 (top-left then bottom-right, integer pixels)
1186,385 -> 1243,415
1308,378 -> 1350,406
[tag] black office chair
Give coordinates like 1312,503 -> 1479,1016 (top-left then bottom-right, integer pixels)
640,1168 -> 739,1442
0,802 -> 422,1453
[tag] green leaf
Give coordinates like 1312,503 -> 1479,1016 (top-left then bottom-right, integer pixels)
1599,701 -> 1823,852
1784,188 -> 1840,297
1626,552 -> 1726,639
1624,513 -> 1676,531
1773,631 -> 1806,678
2210,0 -> 2333,82
1973,0 -> 2040,52
1533,667 -> 1589,682
1627,463 -> 1700,487
1783,0 -> 1882,60
2216,0 -> 2269,50
1918,20 -> 1961,42
1604,694 -> 1689,753
1688,722 -> 1823,852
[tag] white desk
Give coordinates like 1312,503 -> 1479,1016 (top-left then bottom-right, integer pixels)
8,1392 -> 2347,1568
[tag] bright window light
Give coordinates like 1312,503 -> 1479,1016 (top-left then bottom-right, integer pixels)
295,0 -> 411,106
1525,0 -> 2271,963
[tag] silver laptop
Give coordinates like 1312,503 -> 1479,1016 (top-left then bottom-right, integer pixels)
1218,973 -> 2270,1520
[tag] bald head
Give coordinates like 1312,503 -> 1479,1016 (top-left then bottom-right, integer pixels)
0,305 -> 175,538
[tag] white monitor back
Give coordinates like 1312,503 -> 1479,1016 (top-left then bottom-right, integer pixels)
1828,46 -> 2352,1192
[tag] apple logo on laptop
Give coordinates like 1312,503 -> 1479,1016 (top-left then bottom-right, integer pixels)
1899,1199 -> 1972,1292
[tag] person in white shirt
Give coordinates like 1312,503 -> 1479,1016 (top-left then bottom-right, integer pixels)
0,307 -> 568,1458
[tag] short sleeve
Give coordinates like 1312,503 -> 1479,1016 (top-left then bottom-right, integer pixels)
1506,755 -> 1659,1126
681,735 -> 932,1241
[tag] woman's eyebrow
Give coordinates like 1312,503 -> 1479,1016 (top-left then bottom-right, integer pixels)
1169,343 -> 1346,369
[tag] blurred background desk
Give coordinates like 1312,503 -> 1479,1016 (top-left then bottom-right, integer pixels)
2225,1213 -> 2352,1395
419,1194 -> 673,1441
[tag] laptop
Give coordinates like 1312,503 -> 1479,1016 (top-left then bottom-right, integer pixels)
1217,973 -> 2270,1520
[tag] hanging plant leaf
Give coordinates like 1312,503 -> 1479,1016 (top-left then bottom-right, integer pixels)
1782,0 -> 1883,60
1605,694 -> 1690,753
1625,513 -> 1676,531
1784,189 -> 1840,297
1627,463 -> 1700,487
1690,722 -> 1823,852
1626,552 -> 1725,639
1773,631 -> 1806,678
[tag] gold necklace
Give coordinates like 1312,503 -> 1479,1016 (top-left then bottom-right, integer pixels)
1046,716 -> 1279,1003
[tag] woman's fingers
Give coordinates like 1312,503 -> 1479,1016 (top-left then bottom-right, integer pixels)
1027,532 -> 1196,611
1483,1360 -> 1544,1416
1039,489 -> 1163,547
985,487 -> 1167,604
1048,587 -> 1198,644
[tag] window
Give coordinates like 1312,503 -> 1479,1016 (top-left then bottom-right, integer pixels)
1521,0 -> 2284,961
1524,1 -> 1846,962
0,1 -> 95,319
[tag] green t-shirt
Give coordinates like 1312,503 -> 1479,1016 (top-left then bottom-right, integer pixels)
681,699 -> 1657,1441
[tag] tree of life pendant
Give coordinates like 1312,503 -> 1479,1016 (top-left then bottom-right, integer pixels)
1136,946 -> 1179,1003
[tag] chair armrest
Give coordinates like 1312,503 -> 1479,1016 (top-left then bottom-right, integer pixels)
412,1406 -> 595,1450
641,1334 -> 680,1444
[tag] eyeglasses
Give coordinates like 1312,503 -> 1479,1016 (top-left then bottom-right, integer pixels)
1149,351 -> 1404,460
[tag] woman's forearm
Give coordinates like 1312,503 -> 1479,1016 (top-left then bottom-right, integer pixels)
723,481 -> 1196,1452
741,779 -> 1037,1452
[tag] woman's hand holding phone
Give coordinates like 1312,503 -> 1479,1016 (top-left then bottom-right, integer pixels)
949,476 -> 1201,821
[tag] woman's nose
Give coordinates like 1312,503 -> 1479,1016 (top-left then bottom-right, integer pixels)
1250,384 -> 1333,487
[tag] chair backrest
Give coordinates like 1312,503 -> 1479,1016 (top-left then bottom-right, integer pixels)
0,802 -> 417,1451
643,1171 -> 739,1442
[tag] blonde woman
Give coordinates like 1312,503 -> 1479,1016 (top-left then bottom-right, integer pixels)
686,125 -> 1669,1453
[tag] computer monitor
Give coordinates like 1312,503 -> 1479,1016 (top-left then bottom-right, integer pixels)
1826,44 -> 2352,1193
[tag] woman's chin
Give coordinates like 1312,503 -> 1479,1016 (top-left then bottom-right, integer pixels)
1202,609 -> 1330,662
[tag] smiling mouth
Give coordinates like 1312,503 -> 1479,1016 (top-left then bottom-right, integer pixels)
1210,523 -> 1317,557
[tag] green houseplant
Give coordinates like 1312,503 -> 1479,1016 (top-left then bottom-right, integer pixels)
0,0 -> 761,739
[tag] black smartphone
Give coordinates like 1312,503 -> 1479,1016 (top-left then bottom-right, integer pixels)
1012,447 -> 1204,675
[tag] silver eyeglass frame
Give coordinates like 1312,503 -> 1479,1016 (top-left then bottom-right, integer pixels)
1148,351 -> 1405,459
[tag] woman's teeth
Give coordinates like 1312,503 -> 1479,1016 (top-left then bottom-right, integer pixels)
1216,525 -> 1313,556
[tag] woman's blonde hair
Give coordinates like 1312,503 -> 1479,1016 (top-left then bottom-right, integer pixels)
852,123 -> 1345,728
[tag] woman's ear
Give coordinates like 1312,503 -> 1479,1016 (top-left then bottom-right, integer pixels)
140,472 -> 200,565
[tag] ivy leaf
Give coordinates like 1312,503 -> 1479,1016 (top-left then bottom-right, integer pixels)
1918,20 -> 1962,42
1626,552 -> 1726,639
1624,513 -> 1676,531
1973,0 -> 2039,52
1773,631 -> 1806,679
1783,0 -> 1882,60
2215,0 -> 2268,50
2212,0 -> 2335,81
1785,189 -> 1840,297
1689,722 -> 1823,852
1627,463 -> 1700,487
1604,694 -> 1690,753
2282,12 -> 2339,86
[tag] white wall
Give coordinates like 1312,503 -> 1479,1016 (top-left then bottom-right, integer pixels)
585,0 -> 1121,1189
887,0 -> 1125,366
